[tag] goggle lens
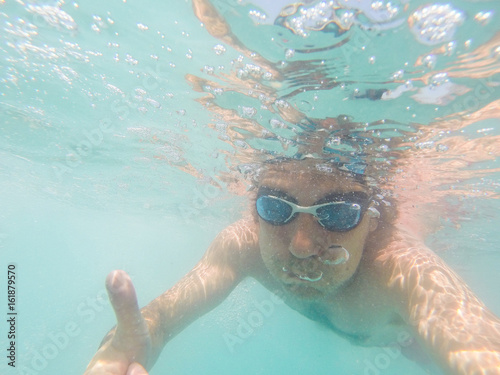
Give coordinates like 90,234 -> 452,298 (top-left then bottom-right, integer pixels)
256,195 -> 293,226
256,195 -> 364,231
315,203 -> 361,231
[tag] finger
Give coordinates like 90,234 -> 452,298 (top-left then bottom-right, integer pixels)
126,362 -> 149,375
105,270 -> 143,330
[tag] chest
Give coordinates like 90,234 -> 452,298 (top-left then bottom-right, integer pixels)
256,270 -> 407,347
286,293 -> 407,346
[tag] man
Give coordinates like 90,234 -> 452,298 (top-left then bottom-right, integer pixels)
84,158 -> 500,375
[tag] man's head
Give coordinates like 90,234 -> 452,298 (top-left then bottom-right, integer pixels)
253,158 -> 388,299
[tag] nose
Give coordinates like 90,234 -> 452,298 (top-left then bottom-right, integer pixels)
289,214 -> 321,259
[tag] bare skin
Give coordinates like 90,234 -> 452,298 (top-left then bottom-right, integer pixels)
84,162 -> 500,375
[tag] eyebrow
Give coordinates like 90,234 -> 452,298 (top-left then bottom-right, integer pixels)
257,186 -> 369,205
257,186 -> 297,203
315,191 -> 369,205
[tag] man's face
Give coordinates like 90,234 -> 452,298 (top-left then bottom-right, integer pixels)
256,162 -> 377,300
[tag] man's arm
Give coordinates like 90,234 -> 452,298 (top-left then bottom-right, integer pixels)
140,219 -> 259,363
84,219 -> 259,374
374,229 -> 500,374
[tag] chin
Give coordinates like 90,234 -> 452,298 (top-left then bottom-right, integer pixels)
282,281 -> 329,300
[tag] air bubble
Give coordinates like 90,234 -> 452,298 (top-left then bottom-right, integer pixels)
409,4 -> 464,45
125,54 -> 138,65
318,245 -> 350,266
203,65 -> 215,74
285,49 -> 295,59
391,70 -> 404,80
430,72 -> 448,86
146,98 -> 161,108
270,118 -> 285,129
213,44 -> 226,55
423,54 -> 437,69
106,84 -> 124,95
216,122 -> 227,133
26,4 -> 78,31
339,11 -> 354,29
240,106 -> 257,118
436,144 -> 449,152
248,9 -> 267,24
275,99 -> 290,108
474,11 -> 493,26
492,46 -> 500,59
258,94 -> 272,104
445,41 -> 457,56
237,69 -> 248,79
234,140 -> 248,149
371,1 -> 384,12
245,63 -> 262,76
477,128 -> 494,134
262,71 -> 273,80
415,141 -> 434,149
326,137 -> 341,147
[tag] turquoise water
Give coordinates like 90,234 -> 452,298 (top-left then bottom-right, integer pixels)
1,0 -> 499,374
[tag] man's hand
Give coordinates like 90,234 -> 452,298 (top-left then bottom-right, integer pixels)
84,270 -> 152,375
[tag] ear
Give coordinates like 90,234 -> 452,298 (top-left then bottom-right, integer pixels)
367,207 -> 380,232
369,216 -> 379,232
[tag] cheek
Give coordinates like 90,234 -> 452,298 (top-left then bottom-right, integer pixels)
259,221 -> 288,247
258,223 -> 291,263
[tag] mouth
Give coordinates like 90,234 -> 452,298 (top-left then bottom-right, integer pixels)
279,245 -> 350,283
282,266 -> 324,282
318,245 -> 350,266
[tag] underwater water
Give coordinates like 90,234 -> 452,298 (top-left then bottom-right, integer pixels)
0,0 -> 499,374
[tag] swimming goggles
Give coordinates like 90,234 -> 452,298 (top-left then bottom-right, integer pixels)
256,188 -> 370,232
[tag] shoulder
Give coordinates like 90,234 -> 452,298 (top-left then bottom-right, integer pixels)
366,226 -> 472,316
356,228 -> 428,310
204,219 -> 261,275
212,219 -> 259,252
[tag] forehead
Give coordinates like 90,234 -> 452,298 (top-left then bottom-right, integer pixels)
258,161 -> 367,202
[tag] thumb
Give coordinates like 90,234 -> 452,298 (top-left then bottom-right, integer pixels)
105,270 -> 144,333
126,362 -> 149,375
